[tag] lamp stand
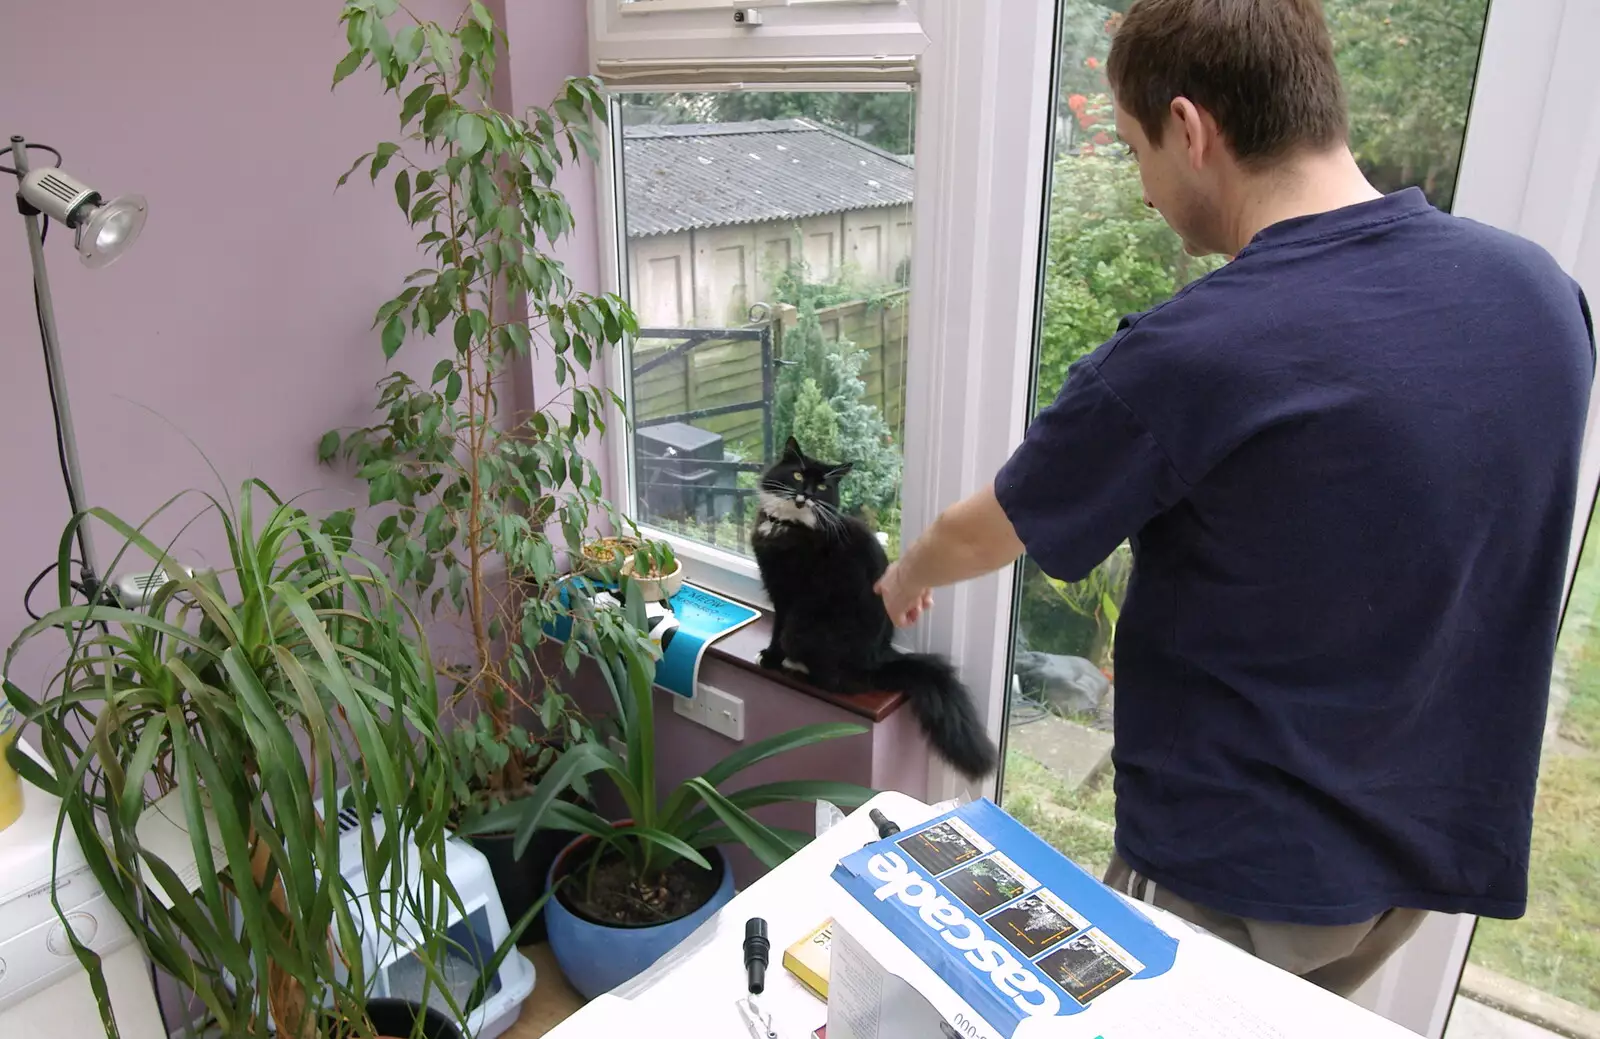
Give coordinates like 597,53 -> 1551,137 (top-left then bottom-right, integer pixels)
10,133 -> 102,591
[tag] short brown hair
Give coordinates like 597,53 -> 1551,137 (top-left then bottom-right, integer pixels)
1106,0 -> 1348,165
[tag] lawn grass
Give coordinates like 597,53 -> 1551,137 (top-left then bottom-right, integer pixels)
1464,520 -> 1600,1012
1001,747 -> 1118,879
1467,613 -> 1600,1010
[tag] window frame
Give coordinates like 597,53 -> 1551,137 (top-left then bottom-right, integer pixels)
590,0 -> 1059,635
589,0 -> 928,70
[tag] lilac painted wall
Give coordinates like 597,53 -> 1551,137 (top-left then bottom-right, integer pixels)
0,0 -> 920,901
0,0 -> 476,687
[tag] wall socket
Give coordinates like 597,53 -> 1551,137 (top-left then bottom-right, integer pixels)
673,683 -> 746,741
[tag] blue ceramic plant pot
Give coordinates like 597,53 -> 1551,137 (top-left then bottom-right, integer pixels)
545,828 -> 735,999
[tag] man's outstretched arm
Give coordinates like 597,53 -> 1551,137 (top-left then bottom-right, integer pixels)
876,482 -> 1025,627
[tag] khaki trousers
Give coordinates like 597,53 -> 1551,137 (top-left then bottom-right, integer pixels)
1104,855 -> 1427,997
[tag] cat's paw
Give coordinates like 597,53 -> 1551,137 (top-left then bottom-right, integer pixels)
758,648 -> 785,670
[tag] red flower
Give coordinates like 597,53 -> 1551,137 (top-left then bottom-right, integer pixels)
1067,93 -> 1087,113
1086,56 -> 1100,69
1081,143 -> 1096,156
1078,113 -> 1095,130
1093,131 -> 1112,145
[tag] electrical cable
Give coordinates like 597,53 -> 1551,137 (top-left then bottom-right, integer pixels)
22,557 -> 89,621
0,139 -> 63,176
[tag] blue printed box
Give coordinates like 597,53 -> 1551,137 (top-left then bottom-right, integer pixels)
829,799 -> 1177,1037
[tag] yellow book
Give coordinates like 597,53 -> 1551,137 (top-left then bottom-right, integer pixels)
784,918 -> 834,1001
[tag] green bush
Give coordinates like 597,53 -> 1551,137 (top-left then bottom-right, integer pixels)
769,259 -> 903,519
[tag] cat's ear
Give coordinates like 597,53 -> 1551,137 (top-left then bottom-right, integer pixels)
826,462 -> 854,482
781,436 -> 805,463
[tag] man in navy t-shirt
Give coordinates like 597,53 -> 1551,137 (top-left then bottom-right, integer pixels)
877,0 -> 1595,994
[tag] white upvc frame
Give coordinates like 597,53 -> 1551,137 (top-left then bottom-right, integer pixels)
1348,0 -> 1600,1032
590,0 -> 1057,636
589,0 -> 927,69
898,0 -> 1058,805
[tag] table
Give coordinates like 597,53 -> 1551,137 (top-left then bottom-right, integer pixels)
543,792 -> 1425,1039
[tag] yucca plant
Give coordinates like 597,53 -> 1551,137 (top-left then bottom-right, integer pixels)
469,585 -> 877,918
3,482 -> 477,1039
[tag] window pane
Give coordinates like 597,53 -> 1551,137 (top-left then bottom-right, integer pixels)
616,91 -> 915,558
999,0 -> 1491,889
1461,501 -> 1600,1016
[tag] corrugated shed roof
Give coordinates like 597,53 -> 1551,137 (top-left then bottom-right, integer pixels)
621,119 -> 915,237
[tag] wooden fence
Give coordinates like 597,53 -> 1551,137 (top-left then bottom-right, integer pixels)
631,290 -> 909,460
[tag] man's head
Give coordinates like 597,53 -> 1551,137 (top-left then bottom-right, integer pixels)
1107,0 -> 1349,256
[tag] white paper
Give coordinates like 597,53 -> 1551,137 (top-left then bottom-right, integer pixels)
133,788 -> 229,909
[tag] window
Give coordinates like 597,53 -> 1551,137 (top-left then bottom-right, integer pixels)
611,91 -> 916,562
998,0 -> 1494,882
1460,505 -> 1600,1019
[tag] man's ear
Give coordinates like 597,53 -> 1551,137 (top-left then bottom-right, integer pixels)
782,436 -> 804,463
1170,96 -> 1212,171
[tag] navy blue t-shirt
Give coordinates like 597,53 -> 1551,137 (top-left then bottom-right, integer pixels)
996,188 -> 1595,925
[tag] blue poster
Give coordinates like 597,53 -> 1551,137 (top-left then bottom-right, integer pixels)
652,584 -> 760,698
543,580 -> 759,699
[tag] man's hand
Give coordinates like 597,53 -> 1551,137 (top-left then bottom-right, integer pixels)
872,483 -> 1026,628
876,562 -> 934,628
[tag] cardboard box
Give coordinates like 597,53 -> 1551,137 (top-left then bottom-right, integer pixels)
826,800 -> 1421,1039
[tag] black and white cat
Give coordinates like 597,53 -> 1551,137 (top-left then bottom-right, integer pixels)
750,437 -> 998,779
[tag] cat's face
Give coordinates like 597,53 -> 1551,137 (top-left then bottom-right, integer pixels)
758,437 -> 853,529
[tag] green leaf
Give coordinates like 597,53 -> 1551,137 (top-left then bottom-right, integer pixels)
470,0 -> 495,31
445,370 -> 462,402
455,112 -> 488,157
454,315 -> 473,354
394,24 -> 424,67
660,722 -> 867,833
333,48 -> 364,87
682,779 -> 796,870
681,781 -> 875,842
369,141 -> 400,182
394,168 -> 411,214
317,430 -> 341,462
381,314 -> 405,359
336,150 -> 374,189
424,24 -> 455,80
400,82 -> 434,129
430,359 -> 452,385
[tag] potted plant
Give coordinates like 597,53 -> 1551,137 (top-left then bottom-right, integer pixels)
320,0 -> 656,931
581,535 -> 641,570
468,590 -> 877,999
618,542 -> 683,603
3,482 -> 488,1038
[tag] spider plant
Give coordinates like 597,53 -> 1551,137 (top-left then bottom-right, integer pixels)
3,481 -> 475,1039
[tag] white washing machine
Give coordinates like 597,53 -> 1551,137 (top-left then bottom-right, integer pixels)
0,743 -> 167,1038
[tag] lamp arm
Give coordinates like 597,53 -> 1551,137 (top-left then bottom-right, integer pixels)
10,134 -> 102,591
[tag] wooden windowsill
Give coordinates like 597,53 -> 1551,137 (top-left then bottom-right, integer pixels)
703,611 -> 907,723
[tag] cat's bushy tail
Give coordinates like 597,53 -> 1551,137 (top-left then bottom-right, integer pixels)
872,651 -> 998,780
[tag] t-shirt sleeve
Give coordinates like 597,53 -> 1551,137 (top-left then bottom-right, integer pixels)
995,356 -> 1189,582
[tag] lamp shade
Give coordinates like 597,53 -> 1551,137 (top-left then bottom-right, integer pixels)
19,167 -> 147,268
77,194 -> 146,268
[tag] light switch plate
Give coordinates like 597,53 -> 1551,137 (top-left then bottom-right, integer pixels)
672,683 -> 746,741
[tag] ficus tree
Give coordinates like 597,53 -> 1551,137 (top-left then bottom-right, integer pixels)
321,0 -> 658,818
